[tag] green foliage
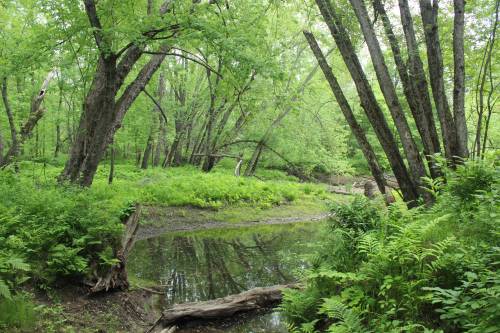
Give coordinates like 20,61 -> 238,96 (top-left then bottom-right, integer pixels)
0,293 -> 37,331
0,162 -> 327,292
280,161 -> 500,332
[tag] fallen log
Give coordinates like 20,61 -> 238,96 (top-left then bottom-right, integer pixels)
150,284 -> 296,331
87,204 -> 142,293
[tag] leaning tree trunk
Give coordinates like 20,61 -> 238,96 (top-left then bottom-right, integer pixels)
349,0 -> 430,203
304,31 -> 387,195
314,0 -> 418,204
373,0 -> 441,179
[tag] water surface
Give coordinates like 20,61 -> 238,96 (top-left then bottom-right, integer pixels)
128,222 -> 324,332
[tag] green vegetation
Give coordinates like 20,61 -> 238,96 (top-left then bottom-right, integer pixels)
0,0 -> 498,331
280,161 -> 500,332
0,163 -> 328,289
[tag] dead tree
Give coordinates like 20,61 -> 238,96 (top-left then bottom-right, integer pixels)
1,71 -> 56,167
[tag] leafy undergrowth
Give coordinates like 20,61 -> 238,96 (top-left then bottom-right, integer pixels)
0,161 -> 332,330
279,160 -> 500,333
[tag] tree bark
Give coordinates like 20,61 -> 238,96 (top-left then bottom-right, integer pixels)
108,146 -> 115,184
453,0 -> 468,158
398,0 -> 441,161
142,132 -> 154,169
1,77 -> 18,153
419,0 -> 459,161
304,31 -> 387,195
314,0 -> 418,204
152,284 -> 296,330
88,204 -> 141,293
349,0 -> 429,203
373,0 -> 441,178
60,0 -> 174,186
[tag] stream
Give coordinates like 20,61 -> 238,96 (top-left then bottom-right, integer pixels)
128,221 -> 326,332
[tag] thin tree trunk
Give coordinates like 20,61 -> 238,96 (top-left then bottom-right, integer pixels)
108,146 -> 115,184
1,77 -> 18,152
314,0 -> 418,204
304,31 -> 387,195
419,0 -> 459,161
398,0 -> 441,161
453,0 -> 468,158
153,73 -> 167,167
142,132 -> 154,169
474,0 -> 498,159
349,0 -> 429,203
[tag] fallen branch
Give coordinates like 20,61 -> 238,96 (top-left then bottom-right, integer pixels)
149,284 -> 297,331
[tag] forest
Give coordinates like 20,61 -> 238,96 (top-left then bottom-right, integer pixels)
0,0 -> 498,332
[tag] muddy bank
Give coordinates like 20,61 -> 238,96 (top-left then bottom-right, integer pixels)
137,205 -> 331,240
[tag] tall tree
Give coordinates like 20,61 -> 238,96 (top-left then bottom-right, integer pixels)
453,0 -> 468,158
314,0 -> 419,204
59,0 -> 174,186
373,0 -> 441,178
419,0 -> 460,161
349,0 -> 429,202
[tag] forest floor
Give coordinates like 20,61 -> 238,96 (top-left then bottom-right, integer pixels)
31,195 -> 342,333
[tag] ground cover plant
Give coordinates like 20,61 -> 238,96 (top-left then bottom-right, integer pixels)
280,160 -> 500,332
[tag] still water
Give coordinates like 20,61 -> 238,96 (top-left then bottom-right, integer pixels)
128,222 -> 325,332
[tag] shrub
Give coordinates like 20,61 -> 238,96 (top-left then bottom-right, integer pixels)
279,161 -> 500,332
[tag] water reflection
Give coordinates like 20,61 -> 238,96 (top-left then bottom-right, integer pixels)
128,222 -> 323,331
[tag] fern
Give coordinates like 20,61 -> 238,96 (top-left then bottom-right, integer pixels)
319,297 -> 367,333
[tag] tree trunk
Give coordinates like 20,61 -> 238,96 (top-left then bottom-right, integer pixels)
419,0 -> 459,161
314,0 -> 418,204
1,77 -> 18,155
108,146 -> 115,184
304,31 -> 387,195
349,0 -> 429,203
60,0 -> 172,186
453,0 -> 468,159
154,72 -> 167,167
374,0 -> 441,178
151,284 -> 296,331
60,48 -> 168,186
142,132 -> 154,169
88,204 -> 141,293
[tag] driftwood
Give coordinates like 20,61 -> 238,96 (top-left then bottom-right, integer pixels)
150,284 -> 296,332
89,204 -> 141,293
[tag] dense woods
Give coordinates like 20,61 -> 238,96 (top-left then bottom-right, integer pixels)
0,0 -> 498,332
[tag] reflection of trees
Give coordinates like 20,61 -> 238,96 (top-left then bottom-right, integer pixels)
129,227 -> 312,305
253,234 -> 289,281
